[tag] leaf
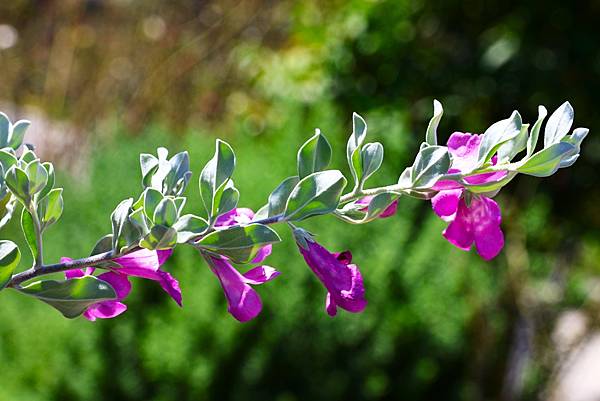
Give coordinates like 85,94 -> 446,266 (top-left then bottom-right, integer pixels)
214,184 -> 239,219
264,176 -> 299,218
17,276 -> 117,319
173,214 -> 208,243
8,120 -> 30,149
90,234 -> 114,256
196,224 -> 281,264
38,162 -> 55,199
360,142 -> 384,184
346,112 -> 368,186
477,111 -> 522,164
284,170 -> 347,221
140,153 -> 159,188
425,99 -> 443,146
497,124 -> 529,162
199,139 -> 236,219
143,188 -> 163,221
558,127 -> 589,168
0,149 -> 17,173
517,142 -> 576,177
544,101 -> 574,148
410,146 -> 451,188
0,240 -> 20,290
5,166 -> 30,205
129,208 -> 149,236
139,225 -> 177,250
526,106 -> 547,158
21,208 -> 38,263
25,160 -> 48,195
0,112 -> 9,147
37,188 -> 63,230
111,198 -> 133,251
463,171 -> 518,194
153,198 -> 178,227
297,129 -> 332,179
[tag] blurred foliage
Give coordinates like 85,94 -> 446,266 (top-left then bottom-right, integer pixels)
0,1 -> 599,400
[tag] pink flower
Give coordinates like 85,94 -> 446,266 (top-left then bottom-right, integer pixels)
215,208 -> 272,263
295,235 -> 367,316
355,196 -> 398,218
63,249 -> 181,321
431,132 -> 505,260
206,255 -> 280,322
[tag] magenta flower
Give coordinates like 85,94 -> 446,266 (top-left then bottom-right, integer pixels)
431,132 -> 505,260
63,248 -> 181,321
295,236 -> 367,316
207,255 -> 280,322
356,196 -> 398,218
215,208 -> 272,263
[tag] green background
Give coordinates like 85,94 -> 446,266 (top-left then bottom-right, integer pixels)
0,1 -> 599,400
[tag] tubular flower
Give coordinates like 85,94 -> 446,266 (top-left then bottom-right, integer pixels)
295,233 -> 367,316
206,255 -> 280,322
431,132 -> 506,260
215,208 -> 272,263
63,248 -> 181,321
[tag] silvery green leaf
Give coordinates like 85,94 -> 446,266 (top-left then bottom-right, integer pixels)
17,276 -> 117,319
558,127 -> 589,168
284,170 -> 347,221
21,208 -> 38,262
129,208 -> 149,236
526,106 -> 547,158
478,111 -> 522,164
0,240 -> 20,290
410,146 -> 451,188
153,198 -> 178,227
497,124 -> 529,162
0,113 -> 9,147
0,149 -> 17,173
111,198 -> 134,251
346,112 -> 368,186
25,160 -> 48,195
402,189 -> 436,200
425,99 -> 443,146
143,188 -> 163,222
297,129 -> 332,179
544,101 -> 574,148
163,151 -> 191,195
38,162 -> 55,199
264,176 -> 299,218
397,166 -> 412,188
20,147 -> 37,163
8,120 -> 30,149
139,225 -> 177,250
38,188 -> 63,230
214,184 -> 239,219
0,195 -> 16,229
517,142 -> 576,177
173,197 -> 186,214
173,214 -> 208,243
5,166 -> 30,204
90,234 -> 113,256
360,142 -> 384,184
140,153 -> 159,188
196,223 -> 281,264
199,139 -> 235,220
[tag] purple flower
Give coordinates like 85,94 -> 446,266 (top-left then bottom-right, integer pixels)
207,255 -> 280,322
215,208 -> 272,263
431,132 -> 505,260
295,237 -> 367,316
63,248 -> 181,321
356,196 -> 398,218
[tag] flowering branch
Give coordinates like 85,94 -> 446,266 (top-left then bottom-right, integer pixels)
0,101 -> 589,322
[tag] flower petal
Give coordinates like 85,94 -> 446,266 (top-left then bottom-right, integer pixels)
208,256 -> 263,322
325,292 -> 337,317
157,270 -> 183,306
242,265 -> 280,285
443,201 -> 474,251
215,208 -> 255,227
114,249 -> 161,276
431,189 -> 463,219
472,196 -> 504,260
84,301 -> 127,321
251,244 -> 272,264
97,272 -> 132,300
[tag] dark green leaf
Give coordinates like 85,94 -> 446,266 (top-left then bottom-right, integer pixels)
20,208 -> 38,263
0,240 -> 20,290
111,198 -> 133,251
17,276 -> 117,319
139,225 -> 177,250
38,188 -> 63,230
